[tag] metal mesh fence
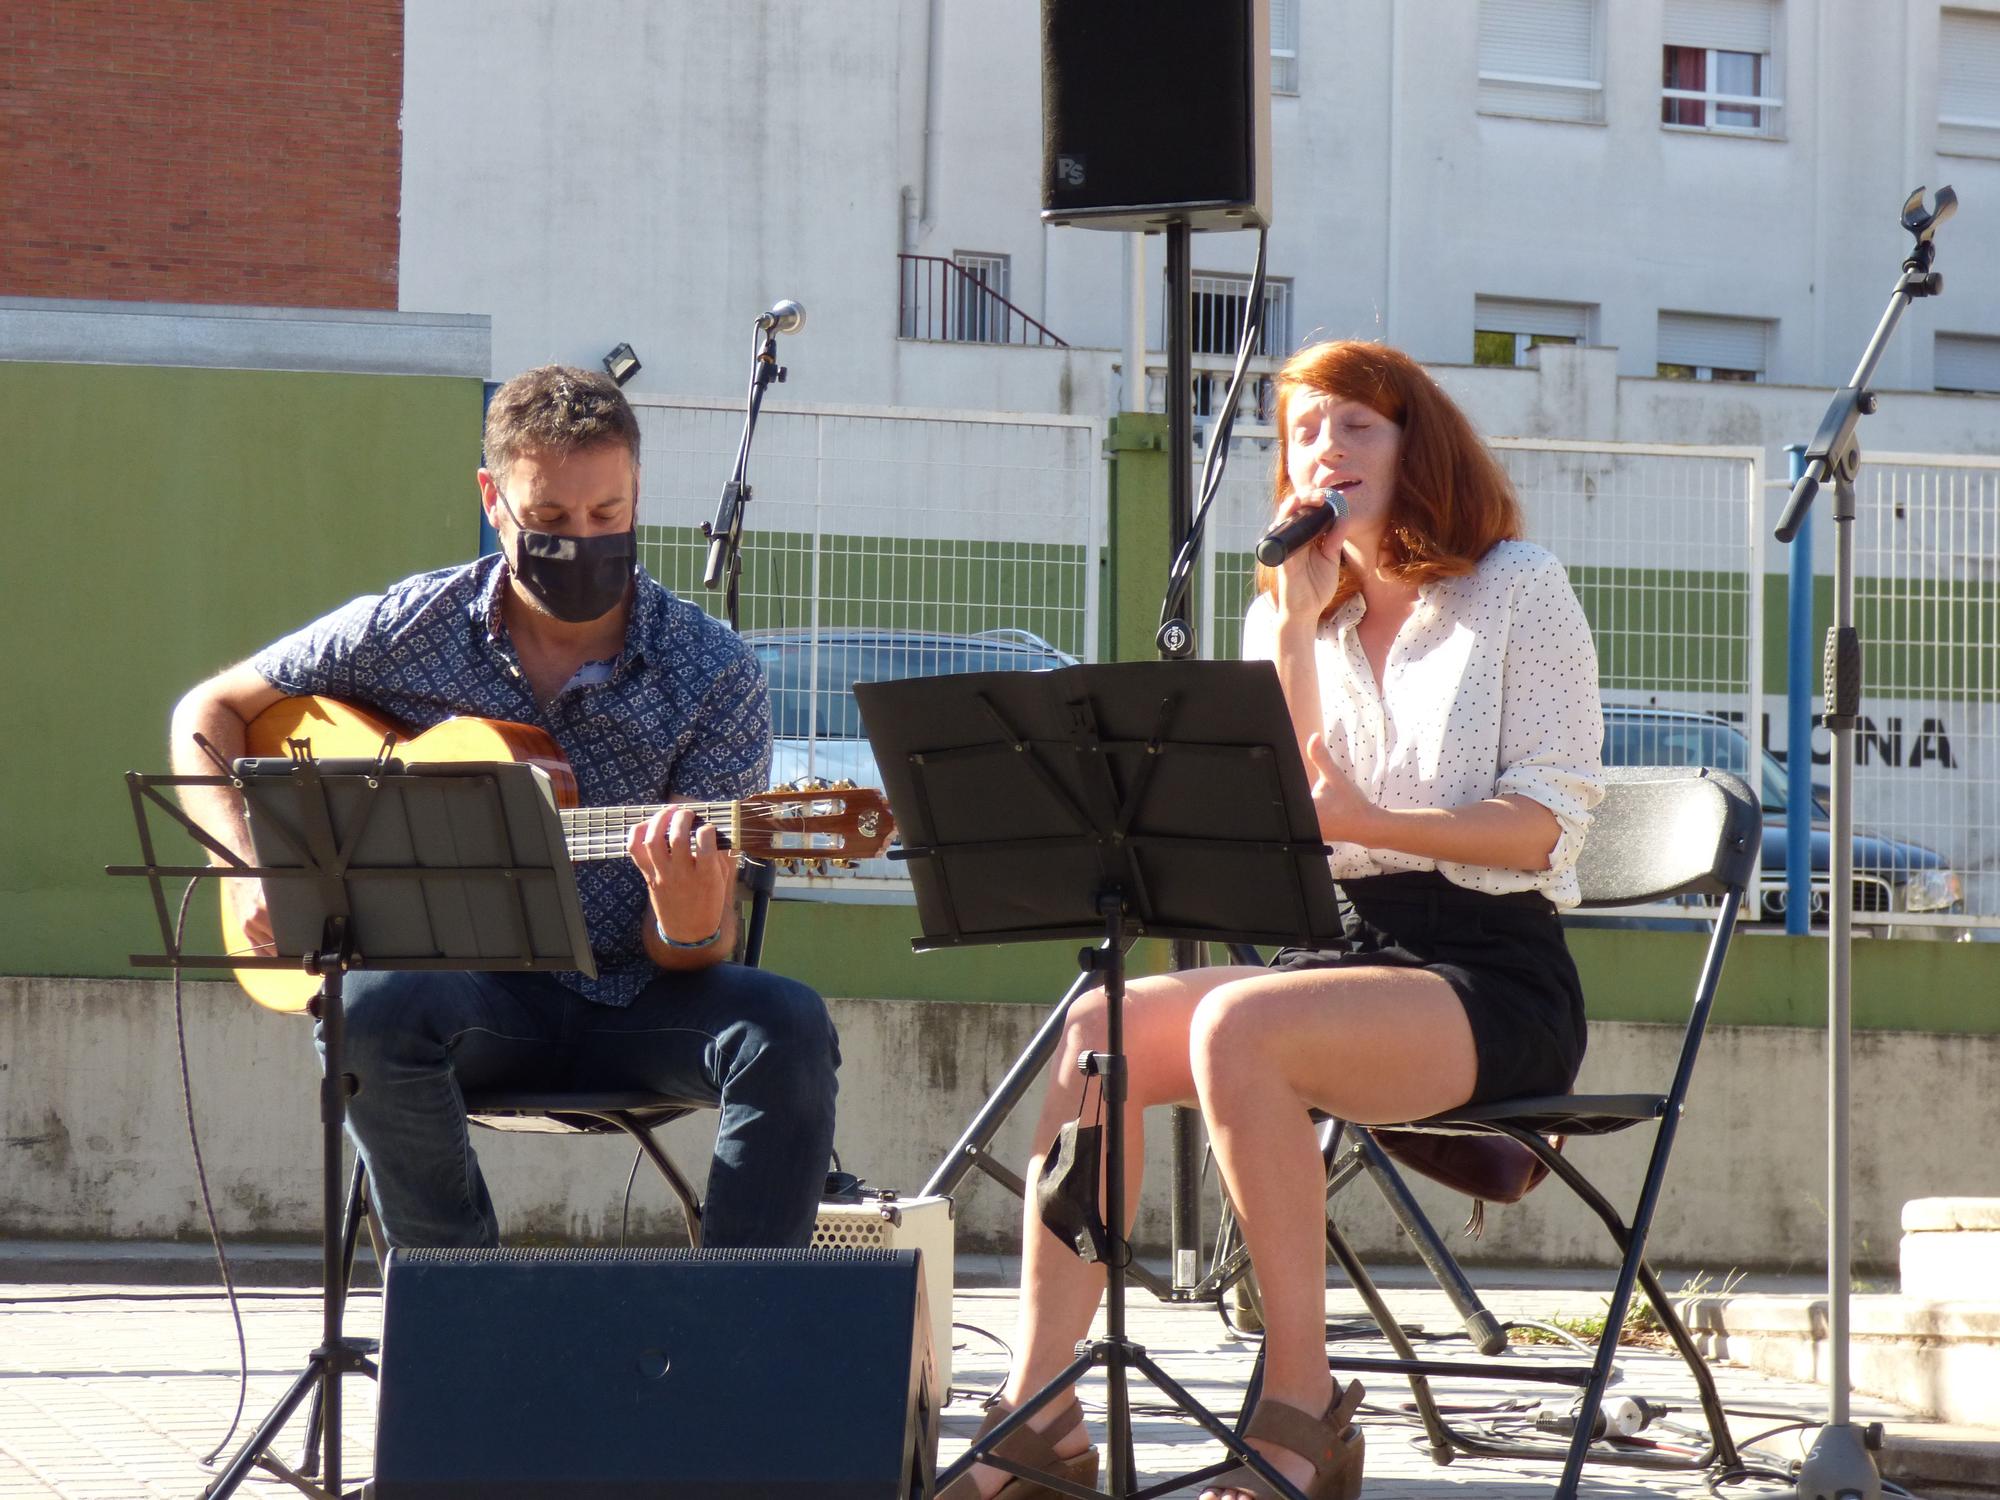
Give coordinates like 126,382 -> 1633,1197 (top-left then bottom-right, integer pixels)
1197,438 -> 1764,723
628,397 -> 1104,889
1846,455 -> 2000,927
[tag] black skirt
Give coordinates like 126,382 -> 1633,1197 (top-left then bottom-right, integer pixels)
1269,870 -> 1586,1106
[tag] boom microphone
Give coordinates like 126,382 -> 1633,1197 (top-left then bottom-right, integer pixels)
1254,488 -> 1350,567
756,299 -> 806,335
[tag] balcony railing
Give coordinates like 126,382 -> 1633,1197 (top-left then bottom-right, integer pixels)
897,255 -> 1068,348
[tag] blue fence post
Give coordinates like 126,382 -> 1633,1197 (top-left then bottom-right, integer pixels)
477,380 -> 500,556
1784,442 -> 1814,935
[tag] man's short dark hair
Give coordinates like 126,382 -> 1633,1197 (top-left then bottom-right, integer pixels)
483,364 -> 641,482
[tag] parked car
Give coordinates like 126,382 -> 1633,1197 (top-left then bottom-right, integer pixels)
743,627 -> 1082,880
1600,705 -> 1962,929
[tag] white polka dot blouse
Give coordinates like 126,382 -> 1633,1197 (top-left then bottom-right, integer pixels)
1242,539 -> 1606,907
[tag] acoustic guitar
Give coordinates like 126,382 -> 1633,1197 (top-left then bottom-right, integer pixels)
225,695 -> 895,1012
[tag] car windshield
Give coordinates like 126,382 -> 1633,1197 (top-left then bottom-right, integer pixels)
1601,716 -> 1821,818
752,638 -> 1069,738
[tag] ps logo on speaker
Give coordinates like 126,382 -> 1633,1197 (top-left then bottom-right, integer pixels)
1058,154 -> 1086,187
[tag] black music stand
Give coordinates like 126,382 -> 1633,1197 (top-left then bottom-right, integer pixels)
857,659 -> 1344,1500
110,750 -> 594,1500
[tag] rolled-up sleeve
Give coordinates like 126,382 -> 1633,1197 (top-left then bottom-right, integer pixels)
1491,552 -> 1604,885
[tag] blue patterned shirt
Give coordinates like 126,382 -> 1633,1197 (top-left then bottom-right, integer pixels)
251,555 -> 772,1005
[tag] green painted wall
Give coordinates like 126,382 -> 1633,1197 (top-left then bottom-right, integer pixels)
0,361 -> 483,979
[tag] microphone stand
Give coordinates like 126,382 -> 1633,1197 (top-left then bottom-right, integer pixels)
703,312 -> 791,964
703,318 -> 789,626
1775,184 -> 1955,1500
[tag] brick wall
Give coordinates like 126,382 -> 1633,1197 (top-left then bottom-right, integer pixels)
1,1 -> 403,308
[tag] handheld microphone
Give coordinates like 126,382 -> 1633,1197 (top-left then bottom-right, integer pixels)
1254,488 -> 1349,567
755,299 -> 806,335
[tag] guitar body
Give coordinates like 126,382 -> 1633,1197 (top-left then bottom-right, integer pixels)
228,696 -> 581,1013
243,696 -> 580,804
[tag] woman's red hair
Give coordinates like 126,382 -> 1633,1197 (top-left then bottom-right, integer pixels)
1256,340 -> 1522,618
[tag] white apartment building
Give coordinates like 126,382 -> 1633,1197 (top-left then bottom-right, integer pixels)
399,0 -> 2000,466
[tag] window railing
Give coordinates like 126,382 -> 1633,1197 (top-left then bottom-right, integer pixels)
1661,86 -> 1784,134
897,255 -> 1068,348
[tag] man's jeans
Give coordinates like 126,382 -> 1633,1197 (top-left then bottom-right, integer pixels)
316,963 -> 839,1250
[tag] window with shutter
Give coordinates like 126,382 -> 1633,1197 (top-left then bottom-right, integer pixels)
1661,0 -> 1784,137
1658,311 -> 1770,382
1477,0 -> 1604,123
1473,297 -> 1595,365
1936,333 -> 2000,395
1940,9 -> 2000,159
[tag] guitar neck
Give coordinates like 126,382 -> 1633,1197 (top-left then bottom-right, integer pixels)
560,801 -> 739,862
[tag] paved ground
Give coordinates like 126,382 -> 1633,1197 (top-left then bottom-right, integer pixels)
0,1257 -> 1923,1499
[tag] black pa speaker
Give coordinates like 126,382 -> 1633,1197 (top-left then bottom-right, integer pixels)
1041,0 -> 1272,231
373,1247 -> 936,1499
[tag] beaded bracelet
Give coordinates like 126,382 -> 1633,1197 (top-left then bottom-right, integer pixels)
656,915 -> 725,950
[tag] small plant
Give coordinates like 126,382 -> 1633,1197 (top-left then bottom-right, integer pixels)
1508,1268 -> 1745,1349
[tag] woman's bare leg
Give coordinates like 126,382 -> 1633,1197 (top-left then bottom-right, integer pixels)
958,966 -> 1263,1497
1194,966 -> 1478,1500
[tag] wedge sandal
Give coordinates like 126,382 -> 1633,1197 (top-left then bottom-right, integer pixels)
938,1391 -> 1101,1500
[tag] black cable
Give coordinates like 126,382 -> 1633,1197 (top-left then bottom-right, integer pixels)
618,1147 -> 643,1248
1501,1315 -> 1599,1353
169,876 -> 250,1466
1157,225 -> 1273,652
1731,1417 -> 1820,1453
1706,1462 -> 1804,1497
943,1320 -> 1013,1408
0,1288 -> 378,1305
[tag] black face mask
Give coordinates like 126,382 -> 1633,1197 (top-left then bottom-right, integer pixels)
495,490 -> 636,623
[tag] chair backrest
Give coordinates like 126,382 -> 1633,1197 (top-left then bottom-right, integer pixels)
1574,766 -> 1762,910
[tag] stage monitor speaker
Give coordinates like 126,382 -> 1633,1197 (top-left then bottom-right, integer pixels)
1041,0 -> 1272,231
372,1247 -> 936,1500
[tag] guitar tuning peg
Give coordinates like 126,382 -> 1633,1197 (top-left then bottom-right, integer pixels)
832,858 -> 858,870
833,779 -> 855,790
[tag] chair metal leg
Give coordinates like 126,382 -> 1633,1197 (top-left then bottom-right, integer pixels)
1477,1124 -> 1742,1485
600,1111 -> 703,1247
1325,1219 -> 1456,1466
1349,1128 -> 1508,1355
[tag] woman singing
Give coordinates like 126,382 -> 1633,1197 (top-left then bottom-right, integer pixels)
942,340 -> 1603,1500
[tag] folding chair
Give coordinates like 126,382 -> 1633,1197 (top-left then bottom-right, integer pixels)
1242,765 -> 1761,1499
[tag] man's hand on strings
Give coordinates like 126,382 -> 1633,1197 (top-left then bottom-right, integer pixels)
630,804 -> 737,948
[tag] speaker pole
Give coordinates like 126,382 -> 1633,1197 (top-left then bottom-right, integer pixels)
1164,220 -> 1194,543
1161,217 -> 1209,1299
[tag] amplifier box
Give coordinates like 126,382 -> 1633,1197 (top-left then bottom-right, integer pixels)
813,1192 -> 955,1398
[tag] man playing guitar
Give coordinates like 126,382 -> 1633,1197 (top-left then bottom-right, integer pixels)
169,364 -> 840,1251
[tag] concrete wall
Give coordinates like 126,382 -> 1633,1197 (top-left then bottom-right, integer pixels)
7,976 -> 1996,1275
